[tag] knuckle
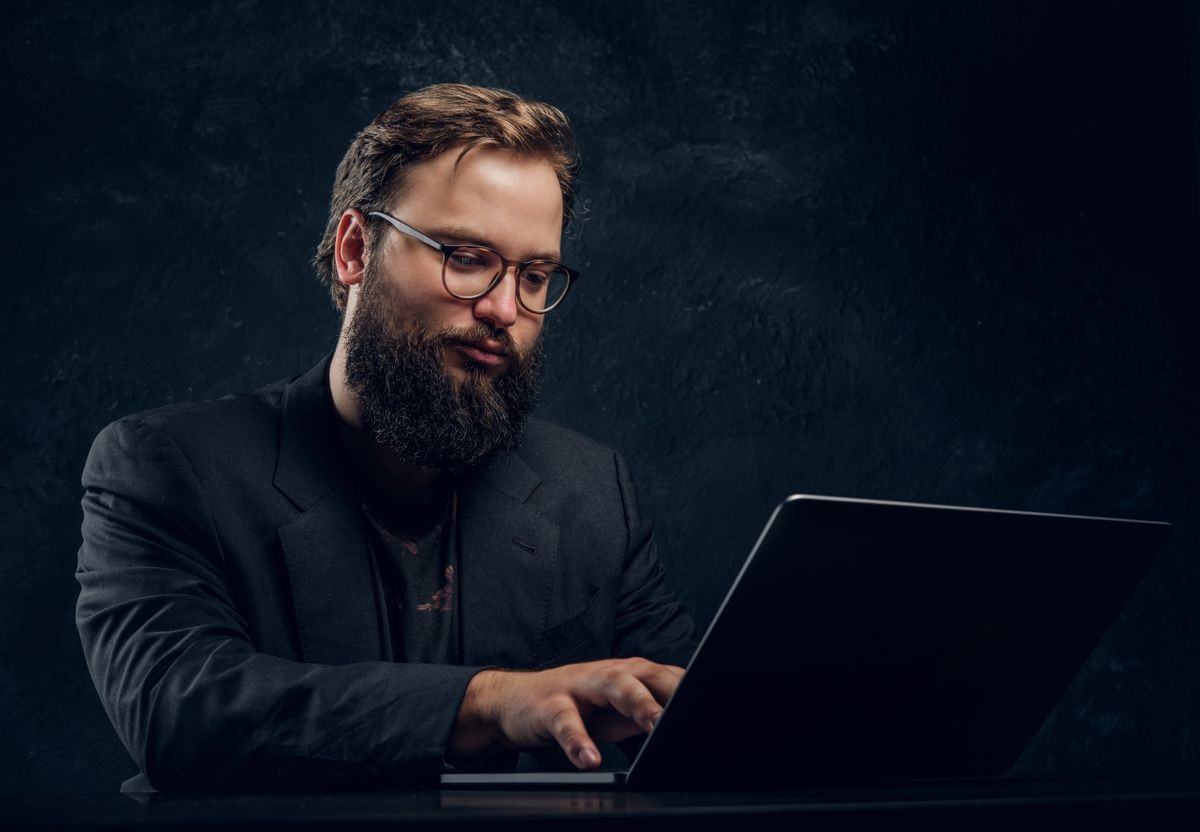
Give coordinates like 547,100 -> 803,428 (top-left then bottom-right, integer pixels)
613,675 -> 643,700
601,665 -> 626,685
543,695 -> 573,719
544,699 -> 579,733
559,730 -> 585,752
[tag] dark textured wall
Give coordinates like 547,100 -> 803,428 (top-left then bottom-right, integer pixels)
3,0 -> 1197,794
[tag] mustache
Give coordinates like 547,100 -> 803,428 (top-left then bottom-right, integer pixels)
434,323 -> 513,349
427,322 -> 545,367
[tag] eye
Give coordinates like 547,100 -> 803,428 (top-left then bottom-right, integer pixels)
521,269 -> 549,289
451,253 -> 484,267
448,250 -> 490,271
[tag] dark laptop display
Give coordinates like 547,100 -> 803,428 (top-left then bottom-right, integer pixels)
444,495 -> 1171,789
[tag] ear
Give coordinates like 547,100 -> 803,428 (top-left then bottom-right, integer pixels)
334,208 -> 369,287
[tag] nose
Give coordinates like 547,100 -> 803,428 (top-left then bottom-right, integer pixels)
472,266 -> 520,330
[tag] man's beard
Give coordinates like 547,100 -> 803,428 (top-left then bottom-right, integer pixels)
342,265 -> 544,473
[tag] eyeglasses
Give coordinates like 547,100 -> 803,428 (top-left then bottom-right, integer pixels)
367,211 -> 578,314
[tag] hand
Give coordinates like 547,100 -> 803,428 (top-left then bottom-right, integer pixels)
448,658 -> 686,769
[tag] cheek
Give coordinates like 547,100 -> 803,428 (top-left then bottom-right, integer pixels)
515,317 -> 544,348
398,282 -> 465,326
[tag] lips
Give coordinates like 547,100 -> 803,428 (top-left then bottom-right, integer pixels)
455,340 -> 510,368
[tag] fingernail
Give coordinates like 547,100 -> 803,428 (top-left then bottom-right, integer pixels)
580,747 -> 600,768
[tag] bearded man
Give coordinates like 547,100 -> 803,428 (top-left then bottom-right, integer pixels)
76,84 -> 697,793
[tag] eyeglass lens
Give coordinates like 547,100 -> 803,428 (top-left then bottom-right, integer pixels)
445,247 -> 570,312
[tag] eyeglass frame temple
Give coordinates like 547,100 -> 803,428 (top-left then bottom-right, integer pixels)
368,211 -> 446,252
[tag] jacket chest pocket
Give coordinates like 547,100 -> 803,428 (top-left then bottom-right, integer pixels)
534,588 -> 612,668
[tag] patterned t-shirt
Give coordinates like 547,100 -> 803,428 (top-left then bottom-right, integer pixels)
358,479 -> 460,665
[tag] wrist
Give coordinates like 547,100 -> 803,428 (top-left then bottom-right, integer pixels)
448,669 -> 507,759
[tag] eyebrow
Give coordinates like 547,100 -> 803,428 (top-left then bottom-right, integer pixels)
425,225 -> 561,263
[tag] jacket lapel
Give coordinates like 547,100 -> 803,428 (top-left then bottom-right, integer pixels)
269,353 -> 562,668
457,448 -> 560,668
272,354 -> 386,664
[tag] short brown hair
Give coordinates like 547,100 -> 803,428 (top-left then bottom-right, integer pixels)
312,83 -> 580,313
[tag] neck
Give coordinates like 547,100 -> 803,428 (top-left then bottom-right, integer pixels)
330,336 -> 448,506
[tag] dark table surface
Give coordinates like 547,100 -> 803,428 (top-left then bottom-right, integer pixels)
6,774 -> 1200,830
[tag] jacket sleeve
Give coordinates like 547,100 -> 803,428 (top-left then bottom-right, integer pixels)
610,451 -> 699,669
75,416 -> 482,792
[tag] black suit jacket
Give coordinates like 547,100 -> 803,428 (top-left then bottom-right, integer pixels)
76,355 -> 696,791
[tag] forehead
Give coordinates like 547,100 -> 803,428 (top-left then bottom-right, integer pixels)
391,145 -> 564,257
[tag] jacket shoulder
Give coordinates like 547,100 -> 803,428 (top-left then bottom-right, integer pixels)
518,417 -> 619,463
86,373 -> 293,474
511,417 -> 638,502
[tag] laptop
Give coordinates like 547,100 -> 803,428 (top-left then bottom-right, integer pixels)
442,494 -> 1171,789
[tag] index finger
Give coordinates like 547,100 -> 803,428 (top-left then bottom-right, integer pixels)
545,698 -> 602,770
